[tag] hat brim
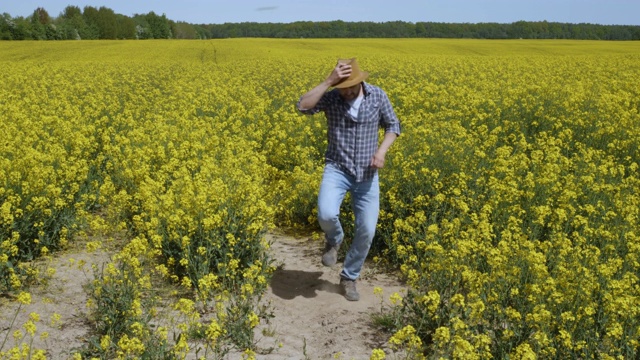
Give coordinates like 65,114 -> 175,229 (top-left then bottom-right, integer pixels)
334,71 -> 369,88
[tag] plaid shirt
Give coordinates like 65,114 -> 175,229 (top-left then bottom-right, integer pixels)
297,82 -> 401,182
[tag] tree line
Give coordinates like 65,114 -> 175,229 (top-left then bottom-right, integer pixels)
2,6 -> 639,40
0,6 -> 204,40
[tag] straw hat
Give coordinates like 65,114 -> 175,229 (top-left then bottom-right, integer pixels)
334,58 -> 369,88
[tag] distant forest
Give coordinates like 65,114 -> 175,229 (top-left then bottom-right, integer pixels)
2,6 -> 639,40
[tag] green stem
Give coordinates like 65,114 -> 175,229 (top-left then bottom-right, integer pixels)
0,303 -> 23,351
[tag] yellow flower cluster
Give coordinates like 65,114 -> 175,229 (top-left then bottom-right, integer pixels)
376,43 -> 640,358
1,39 -> 639,358
0,295 -> 47,360
1,40 -> 280,357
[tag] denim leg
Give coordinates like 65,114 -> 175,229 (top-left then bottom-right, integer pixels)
341,173 -> 379,281
317,164 -> 349,247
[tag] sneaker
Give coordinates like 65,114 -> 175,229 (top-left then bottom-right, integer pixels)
321,242 -> 339,267
340,278 -> 360,301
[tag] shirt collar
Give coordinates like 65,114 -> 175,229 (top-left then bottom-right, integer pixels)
361,82 -> 372,97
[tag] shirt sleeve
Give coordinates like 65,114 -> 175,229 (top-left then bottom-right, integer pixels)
296,91 -> 332,115
379,91 -> 401,135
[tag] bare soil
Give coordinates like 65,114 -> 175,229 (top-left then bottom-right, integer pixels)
0,243 -> 111,359
251,232 -> 406,359
0,231 -> 406,360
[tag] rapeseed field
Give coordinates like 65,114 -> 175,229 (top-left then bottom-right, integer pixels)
1,39 -> 638,359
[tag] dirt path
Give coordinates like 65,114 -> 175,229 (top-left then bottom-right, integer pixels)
252,232 -> 406,359
0,232 -> 405,360
0,243 -> 112,359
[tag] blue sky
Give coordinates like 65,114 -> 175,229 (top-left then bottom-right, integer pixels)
3,0 -> 639,25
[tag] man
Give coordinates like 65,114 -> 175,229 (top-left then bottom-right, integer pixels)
297,58 -> 401,301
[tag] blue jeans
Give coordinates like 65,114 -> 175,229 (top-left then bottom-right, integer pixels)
317,163 -> 379,281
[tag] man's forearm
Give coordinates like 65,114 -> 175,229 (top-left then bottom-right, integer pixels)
377,132 -> 398,154
370,132 -> 398,169
298,79 -> 332,110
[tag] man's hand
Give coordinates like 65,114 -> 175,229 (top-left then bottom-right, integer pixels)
328,62 -> 352,87
370,132 -> 398,169
298,61 -> 353,110
370,150 -> 387,169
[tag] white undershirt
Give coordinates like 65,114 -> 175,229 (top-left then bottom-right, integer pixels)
347,93 -> 364,119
